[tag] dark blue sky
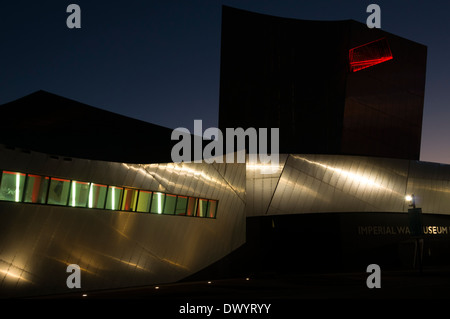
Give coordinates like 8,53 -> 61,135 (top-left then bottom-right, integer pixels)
1,1 -> 449,164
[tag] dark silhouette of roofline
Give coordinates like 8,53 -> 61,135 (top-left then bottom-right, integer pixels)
0,90 -> 177,163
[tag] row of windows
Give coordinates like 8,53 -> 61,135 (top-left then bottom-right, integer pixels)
0,170 -> 218,218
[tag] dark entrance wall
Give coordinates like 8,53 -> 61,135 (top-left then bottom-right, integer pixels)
185,212 -> 450,281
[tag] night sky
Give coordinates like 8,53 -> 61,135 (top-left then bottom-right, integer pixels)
1,1 -> 449,164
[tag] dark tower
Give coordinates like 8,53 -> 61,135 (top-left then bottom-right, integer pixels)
218,6 -> 427,160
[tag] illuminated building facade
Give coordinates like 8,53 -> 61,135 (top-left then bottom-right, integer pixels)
0,142 -> 245,298
0,7 -> 447,298
0,91 -> 246,298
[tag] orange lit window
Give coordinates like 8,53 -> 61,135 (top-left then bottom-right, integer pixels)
208,200 -> 218,218
121,188 -> 138,211
186,197 -> 197,216
24,174 -> 49,204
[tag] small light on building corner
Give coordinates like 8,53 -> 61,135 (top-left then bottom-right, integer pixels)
405,194 -> 416,209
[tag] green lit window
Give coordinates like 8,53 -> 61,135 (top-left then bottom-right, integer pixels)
69,181 -> 90,207
88,183 -> 107,209
208,200 -> 218,218
0,171 -> 26,202
24,174 -> 49,204
121,188 -> 138,211
106,186 -> 123,210
0,169 -> 217,219
163,194 -> 176,215
136,190 -> 152,212
186,197 -> 197,216
47,178 -> 71,206
197,199 -> 209,217
150,192 -> 165,214
175,196 -> 188,215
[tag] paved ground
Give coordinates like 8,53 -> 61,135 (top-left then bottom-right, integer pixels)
20,267 -> 450,316
34,266 -> 450,300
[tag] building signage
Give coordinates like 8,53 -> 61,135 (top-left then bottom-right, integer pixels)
357,225 -> 450,236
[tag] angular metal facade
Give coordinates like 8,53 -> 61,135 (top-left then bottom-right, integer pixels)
0,6 -> 438,299
246,154 -> 450,217
3,149 -> 450,297
0,145 -> 246,297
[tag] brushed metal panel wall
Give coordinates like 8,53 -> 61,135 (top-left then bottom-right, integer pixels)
0,145 -> 246,297
247,154 -> 450,216
245,154 -> 288,217
406,160 -> 450,215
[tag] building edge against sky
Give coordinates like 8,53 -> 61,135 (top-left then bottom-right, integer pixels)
2,6 -> 450,298
219,6 -> 426,161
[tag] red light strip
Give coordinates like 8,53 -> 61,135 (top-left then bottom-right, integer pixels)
28,174 -> 49,179
51,177 -> 70,182
73,181 -> 89,185
349,38 -> 393,72
3,171 -> 26,176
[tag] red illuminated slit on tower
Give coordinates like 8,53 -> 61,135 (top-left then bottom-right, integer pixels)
349,37 -> 393,72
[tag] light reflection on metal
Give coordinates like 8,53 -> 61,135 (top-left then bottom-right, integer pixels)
45,255 -> 99,276
160,258 -> 190,271
247,154 -> 416,216
158,192 -> 162,214
88,183 -> 93,208
293,155 -> 387,190
246,162 -> 283,174
291,155 -> 406,201
112,186 -> 116,209
0,268 -> 32,284
146,163 -> 229,190
80,238 -> 190,272
76,246 -> 153,273
122,162 -> 245,195
71,181 -> 76,207
15,173 -> 20,202
106,256 -> 149,271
